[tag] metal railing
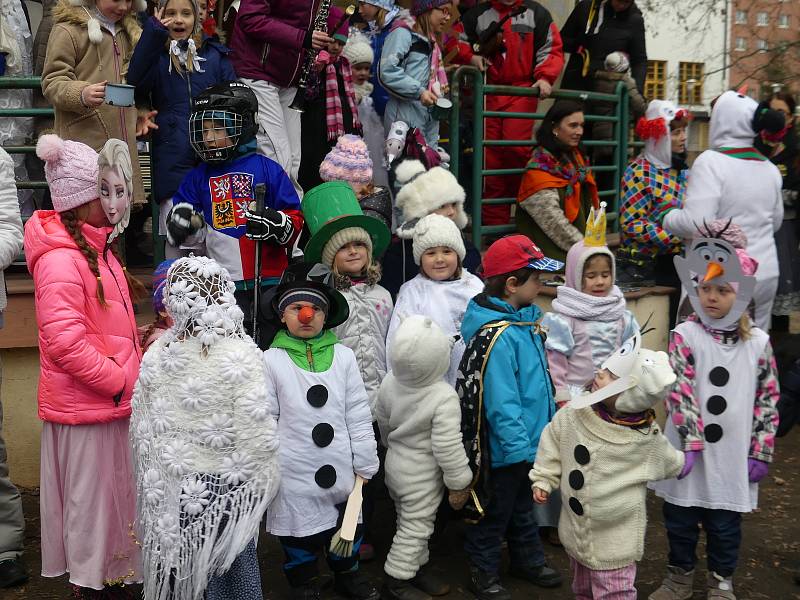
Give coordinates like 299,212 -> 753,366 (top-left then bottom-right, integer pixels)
0,76 -> 161,264
448,66 -> 635,248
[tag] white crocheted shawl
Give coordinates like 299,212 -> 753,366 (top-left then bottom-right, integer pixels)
131,256 -> 279,600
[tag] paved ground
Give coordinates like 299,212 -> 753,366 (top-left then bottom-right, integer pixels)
3,421 -> 800,600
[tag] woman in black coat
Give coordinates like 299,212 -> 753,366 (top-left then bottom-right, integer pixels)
560,0 -> 647,93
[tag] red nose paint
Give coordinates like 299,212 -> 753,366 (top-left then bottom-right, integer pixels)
298,306 -> 315,324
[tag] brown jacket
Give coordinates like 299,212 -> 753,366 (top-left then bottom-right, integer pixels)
41,1 -> 145,205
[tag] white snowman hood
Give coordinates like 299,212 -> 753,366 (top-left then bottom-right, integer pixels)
674,236 -> 756,329
639,100 -> 681,169
709,90 -> 759,148
568,330 -> 676,413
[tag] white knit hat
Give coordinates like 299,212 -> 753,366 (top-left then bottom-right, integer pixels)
344,31 -> 374,66
412,214 -> 466,265
604,51 -> 629,73
321,226 -> 373,269
394,159 -> 468,238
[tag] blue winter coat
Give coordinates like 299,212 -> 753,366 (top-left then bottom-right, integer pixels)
461,294 -> 556,468
127,17 -> 237,203
369,24 -> 392,117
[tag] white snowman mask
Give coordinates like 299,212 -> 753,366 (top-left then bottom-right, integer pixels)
674,236 -> 756,330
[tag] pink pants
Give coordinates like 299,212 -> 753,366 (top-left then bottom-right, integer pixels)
570,557 -> 637,600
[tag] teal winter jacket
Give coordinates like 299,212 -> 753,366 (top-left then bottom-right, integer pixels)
461,294 -> 556,468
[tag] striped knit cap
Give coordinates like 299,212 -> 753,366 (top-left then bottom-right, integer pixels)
319,134 -> 373,185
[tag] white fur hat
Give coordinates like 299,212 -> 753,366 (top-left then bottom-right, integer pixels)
394,159 -> 468,238
412,214 -> 466,265
70,0 -> 146,44
343,31 -> 374,67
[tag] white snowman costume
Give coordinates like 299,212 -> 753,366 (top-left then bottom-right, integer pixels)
376,316 -> 473,581
663,91 -> 784,329
264,341 -> 379,538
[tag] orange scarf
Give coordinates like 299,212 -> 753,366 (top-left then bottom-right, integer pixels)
517,148 -> 599,223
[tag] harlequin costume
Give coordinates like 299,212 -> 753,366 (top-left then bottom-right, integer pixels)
619,101 -> 688,264
446,0 -> 564,226
262,261 -> 380,600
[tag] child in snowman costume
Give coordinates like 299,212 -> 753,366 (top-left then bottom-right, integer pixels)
648,224 -> 780,600
376,315 -> 473,600
531,331 -> 685,599
660,90 -> 785,330
263,262 -> 380,600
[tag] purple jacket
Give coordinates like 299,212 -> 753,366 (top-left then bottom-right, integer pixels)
230,0 -> 319,87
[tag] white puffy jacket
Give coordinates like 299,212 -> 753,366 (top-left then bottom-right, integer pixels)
332,282 -> 393,415
0,148 -> 24,324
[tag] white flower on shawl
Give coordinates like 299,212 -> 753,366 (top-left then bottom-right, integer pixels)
236,387 -> 271,422
220,451 -> 256,485
162,341 -> 192,374
180,477 -> 211,515
143,469 -> 166,506
219,291 -> 237,308
218,348 -> 258,384
151,398 -> 177,435
158,512 -> 180,549
167,279 -> 201,315
186,256 -> 222,279
135,419 -> 153,456
177,379 -> 213,411
199,413 -> 235,449
194,309 -> 227,347
161,439 -> 195,477
138,351 -> 159,387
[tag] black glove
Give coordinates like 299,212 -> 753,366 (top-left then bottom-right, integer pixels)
245,204 -> 293,244
166,202 -> 204,247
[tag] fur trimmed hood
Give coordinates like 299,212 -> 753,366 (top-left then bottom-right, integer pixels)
394,159 -> 468,239
54,0 -> 142,45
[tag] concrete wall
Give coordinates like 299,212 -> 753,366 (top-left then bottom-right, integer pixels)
641,0 -> 729,109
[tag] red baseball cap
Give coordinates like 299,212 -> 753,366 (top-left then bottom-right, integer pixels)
481,235 -> 565,279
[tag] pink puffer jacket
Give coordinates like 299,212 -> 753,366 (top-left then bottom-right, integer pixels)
24,210 -> 142,425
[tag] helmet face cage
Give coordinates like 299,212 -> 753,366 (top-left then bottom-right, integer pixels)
189,109 -> 244,163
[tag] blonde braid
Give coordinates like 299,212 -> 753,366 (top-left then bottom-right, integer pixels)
61,210 -> 108,306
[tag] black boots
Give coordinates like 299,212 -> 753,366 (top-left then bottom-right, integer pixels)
335,570 -> 380,600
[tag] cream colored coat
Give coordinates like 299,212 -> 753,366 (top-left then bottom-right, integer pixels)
531,406 -> 684,570
41,1 -> 145,204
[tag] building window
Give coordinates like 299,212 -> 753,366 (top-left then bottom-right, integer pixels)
735,10 -> 747,24
778,14 -> 789,28
756,11 -> 768,26
644,60 -> 667,101
735,37 -> 747,51
757,39 -> 769,52
679,62 -> 704,105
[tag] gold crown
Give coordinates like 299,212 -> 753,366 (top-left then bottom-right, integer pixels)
584,201 -> 607,247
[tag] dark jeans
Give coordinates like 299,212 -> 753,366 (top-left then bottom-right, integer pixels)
464,462 -> 545,575
663,501 -> 743,577
278,525 -> 364,587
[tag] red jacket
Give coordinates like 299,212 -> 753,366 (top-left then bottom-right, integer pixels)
25,211 -> 142,425
230,0 -> 320,87
446,0 -> 564,86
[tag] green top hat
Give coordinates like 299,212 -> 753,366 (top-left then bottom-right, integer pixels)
302,181 -> 391,265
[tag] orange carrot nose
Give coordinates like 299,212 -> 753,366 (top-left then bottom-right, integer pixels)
704,262 -> 725,282
298,306 -> 316,324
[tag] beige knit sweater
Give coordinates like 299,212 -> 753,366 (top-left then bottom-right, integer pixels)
530,406 -> 684,570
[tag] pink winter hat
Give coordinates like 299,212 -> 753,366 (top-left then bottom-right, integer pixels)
319,134 -> 373,185
36,134 -> 99,212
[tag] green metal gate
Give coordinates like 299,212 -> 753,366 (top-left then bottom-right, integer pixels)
447,66 -> 633,249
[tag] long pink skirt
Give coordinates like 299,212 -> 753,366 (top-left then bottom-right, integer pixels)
40,419 -> 142,590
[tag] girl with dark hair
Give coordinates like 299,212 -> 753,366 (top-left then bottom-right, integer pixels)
24,134 -> 144,597
755,91 -> 800,329
516,100 -> 600,263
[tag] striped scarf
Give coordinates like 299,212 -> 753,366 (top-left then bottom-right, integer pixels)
325,57 -> 362,142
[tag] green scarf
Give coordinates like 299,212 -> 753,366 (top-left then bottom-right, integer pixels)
271,329 -> 338,372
